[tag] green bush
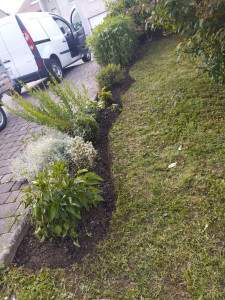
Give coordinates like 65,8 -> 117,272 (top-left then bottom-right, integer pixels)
4,77 -> 99,134
72,113 -> 99,141
88,14 -> 137,66
98,87 -> 114,107
150,0 -> 225,83
96,63 -> 124,90
23,160 -> 103,245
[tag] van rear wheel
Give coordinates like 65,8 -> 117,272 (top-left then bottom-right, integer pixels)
82,53 -> 91,62
0,106 -> 7,131
48,59 -> 63,82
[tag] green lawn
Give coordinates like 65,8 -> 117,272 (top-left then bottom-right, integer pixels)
1,37 -> 225,299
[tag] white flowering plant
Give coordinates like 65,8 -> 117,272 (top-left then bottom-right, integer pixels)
69,136 -> 97,171
11,130 -> 98,184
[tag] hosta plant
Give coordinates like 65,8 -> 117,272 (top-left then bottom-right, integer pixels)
23,160 -> 103,246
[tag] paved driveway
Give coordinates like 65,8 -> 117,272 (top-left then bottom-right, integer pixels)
0,59 -> 100,265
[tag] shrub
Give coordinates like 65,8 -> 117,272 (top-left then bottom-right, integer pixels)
88,14 -> 137,66
150,0 -> 225,83
96,63 -> 124,90
98,87 -> 114,107
69,136 -> 97,171
72,113 -> 99,141
3,77 -> 98,134
23,161 -> 103,245
11,130 -> 73,183
11,130 -> 97,183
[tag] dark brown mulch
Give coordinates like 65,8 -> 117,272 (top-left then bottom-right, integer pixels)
13,36 -> 161,270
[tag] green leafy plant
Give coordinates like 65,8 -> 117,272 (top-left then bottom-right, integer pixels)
96,63 -> 124,90
149,0 -> 225,82
88,14 -> 137,66
4,77 -> 98,134
98,87 -> 114,107
72,113 -> 99,141
23,160 -> 103,246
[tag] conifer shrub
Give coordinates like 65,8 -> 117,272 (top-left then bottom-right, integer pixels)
98,87 -> 114,107
96,63 -> 124,90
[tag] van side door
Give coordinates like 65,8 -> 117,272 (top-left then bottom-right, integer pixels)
38,15 -> 72,68
70,8 -> 86,53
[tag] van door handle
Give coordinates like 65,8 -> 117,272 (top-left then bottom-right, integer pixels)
3,60 -> 11,64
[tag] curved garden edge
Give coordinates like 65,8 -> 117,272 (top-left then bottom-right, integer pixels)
12,36 -> 161,270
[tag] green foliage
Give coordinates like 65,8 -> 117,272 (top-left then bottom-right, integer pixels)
72,113 -> 99,141
88,14 -> 137,66
23,160 -> 103,245
98,87 -> 114,107
3,77 -> 98,134
96,63 -> 124,90
149,0 -> 225,82
106,0 -> 152,35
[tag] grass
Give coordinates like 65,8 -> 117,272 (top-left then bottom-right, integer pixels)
1,37 -> 225,299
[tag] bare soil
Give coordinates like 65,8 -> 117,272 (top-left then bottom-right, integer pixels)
13,36 -> 161,269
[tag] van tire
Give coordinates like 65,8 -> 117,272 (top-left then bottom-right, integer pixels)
82,53 -> 91,62
0,106 -> 7,131
48,59 -> 63,82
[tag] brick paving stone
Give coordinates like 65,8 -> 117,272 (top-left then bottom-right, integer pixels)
0,166 -> 11,176
0,160 -> 9,168
5,191 -> 21,203
0,192 -> 10,204
1,173 -> 14,184
0,202 -> 20,219
0,182 -> 15,194
11,182 -> 22,192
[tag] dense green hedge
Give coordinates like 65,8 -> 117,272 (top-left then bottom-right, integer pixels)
108,0 -> 225,83
88,15 -> 137,67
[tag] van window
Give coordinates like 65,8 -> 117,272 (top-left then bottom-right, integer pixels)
71,10 -> 82,30
38,16 -> 63,38
54,19 -> 71,35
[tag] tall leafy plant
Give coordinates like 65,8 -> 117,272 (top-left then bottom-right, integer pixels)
23,160 -> 103,246
88,14 -> 137,66
3,77 -> 101,134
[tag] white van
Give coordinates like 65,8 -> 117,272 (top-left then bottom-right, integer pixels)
0,12 -> 91,93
